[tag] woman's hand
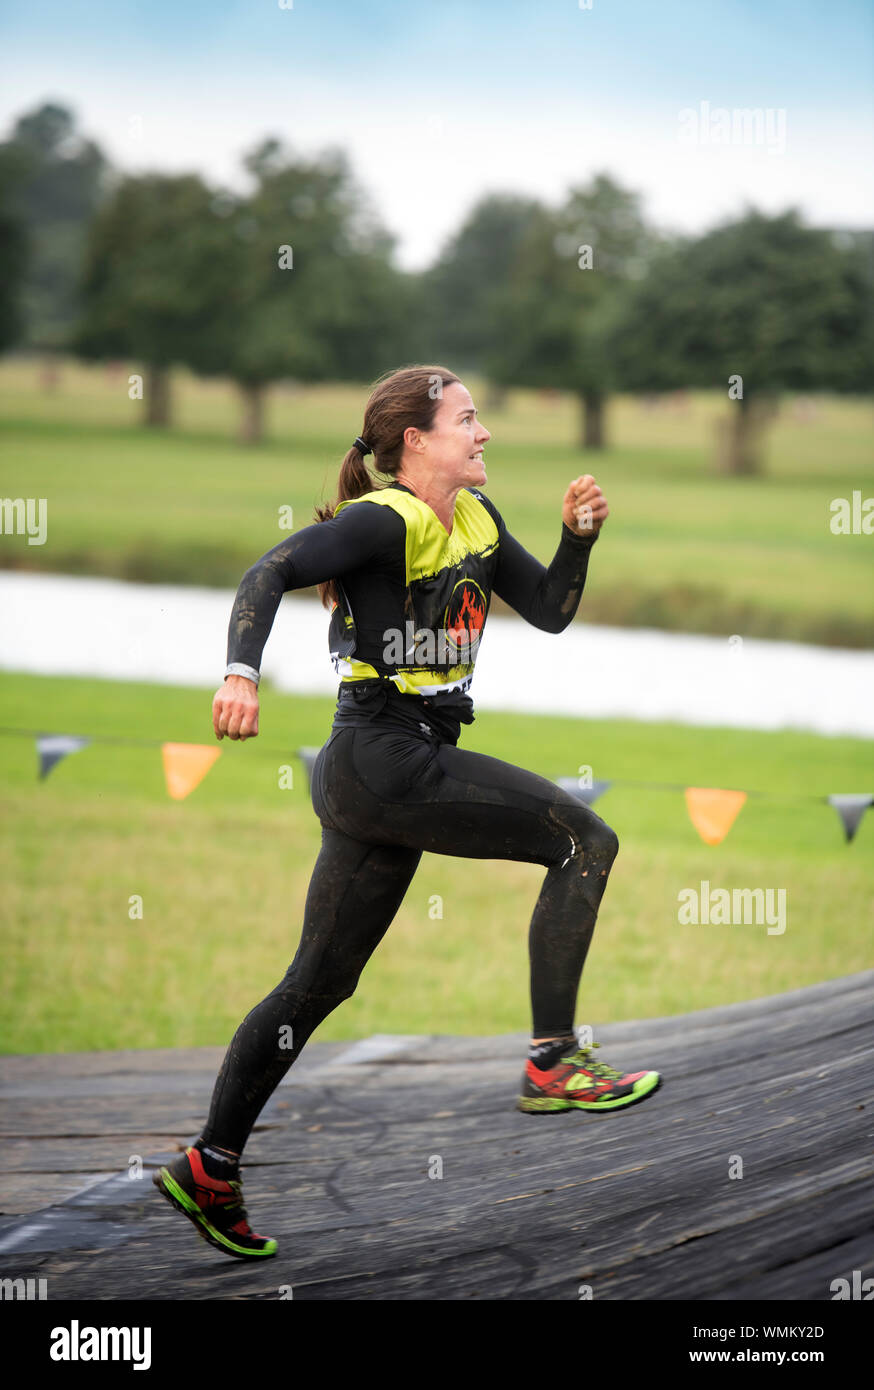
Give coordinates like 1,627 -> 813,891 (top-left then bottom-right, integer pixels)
213,675 -> 260,741
562,475 -> 609,538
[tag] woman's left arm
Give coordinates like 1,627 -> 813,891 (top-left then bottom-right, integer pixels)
482,476 -> 607,634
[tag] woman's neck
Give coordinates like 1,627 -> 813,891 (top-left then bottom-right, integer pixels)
394,473 -> 457,534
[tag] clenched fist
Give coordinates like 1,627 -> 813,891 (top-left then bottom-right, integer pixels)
213,674 -> 260,741
562,475 -> 609,539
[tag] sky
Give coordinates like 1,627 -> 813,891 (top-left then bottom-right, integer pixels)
1,0 -> 872,269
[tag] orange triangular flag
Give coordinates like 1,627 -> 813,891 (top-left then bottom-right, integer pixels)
685,787 -> 747,845
162,743 -> 221,801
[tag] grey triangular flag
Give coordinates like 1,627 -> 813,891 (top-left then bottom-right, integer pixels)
298,746 -> 322,792
827,793 -> 873,844
556,775 -> 612,806
37,735 -> 91,780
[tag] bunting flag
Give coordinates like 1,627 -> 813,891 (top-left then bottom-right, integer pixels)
827,793 -> 874,844
161,742 -> 222,801
37,734 -> 91,780
685,787 -> 748,846
556,775 -> 612,806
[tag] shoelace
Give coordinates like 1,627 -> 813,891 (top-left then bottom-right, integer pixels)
224,1178 -> 248,1217
224,1181 -> 260,1236
559,1042 -> 624,1080
208,1172 -> 248,1220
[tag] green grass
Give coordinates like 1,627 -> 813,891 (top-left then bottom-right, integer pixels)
1,357 -> 872,645
1,673 -> 871,1055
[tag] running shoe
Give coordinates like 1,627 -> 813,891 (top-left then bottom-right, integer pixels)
517,1041 -> 661,1113
152,1146 -> 278,1259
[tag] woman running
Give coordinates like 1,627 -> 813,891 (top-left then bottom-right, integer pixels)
154,364 -> 660,1260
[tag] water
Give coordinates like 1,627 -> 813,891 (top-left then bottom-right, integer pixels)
1,572 -> 871,737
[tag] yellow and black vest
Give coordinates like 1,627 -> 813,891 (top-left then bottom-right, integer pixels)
327,486 -> 500,697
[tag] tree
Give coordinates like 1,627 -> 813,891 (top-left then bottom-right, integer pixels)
75,173 -> 229,426
0,193 -> 27,354
485,173 -> 657,448
421,193 -> 544,379
609,209 -> 874,473
190,139 -> 415,443
0,102 -> 109,355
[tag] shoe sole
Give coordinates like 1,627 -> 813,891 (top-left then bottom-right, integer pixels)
152,1167 -> 278,1260
517,1071 -> 662,1113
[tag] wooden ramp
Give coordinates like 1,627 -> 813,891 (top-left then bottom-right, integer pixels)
1,971 -> 872,1301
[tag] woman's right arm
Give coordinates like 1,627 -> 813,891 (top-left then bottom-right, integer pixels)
213,503 -> 403,740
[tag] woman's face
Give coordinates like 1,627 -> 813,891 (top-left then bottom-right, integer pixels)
411,380 -> 491,489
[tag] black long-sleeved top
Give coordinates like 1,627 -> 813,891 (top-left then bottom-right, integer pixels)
226,481 -> 598,741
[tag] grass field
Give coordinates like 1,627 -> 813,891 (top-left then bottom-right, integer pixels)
1,357 -> 872,646
2,673 -> 871,1055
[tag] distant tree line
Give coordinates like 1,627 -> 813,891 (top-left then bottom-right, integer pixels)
1,101 -> 871,472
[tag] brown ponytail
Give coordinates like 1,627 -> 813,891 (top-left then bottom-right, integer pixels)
314,363 -> 459,609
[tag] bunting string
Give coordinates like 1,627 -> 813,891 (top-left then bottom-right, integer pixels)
0,725 -> 870,840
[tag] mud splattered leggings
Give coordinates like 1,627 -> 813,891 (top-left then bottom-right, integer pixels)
201,721 -> 619,1153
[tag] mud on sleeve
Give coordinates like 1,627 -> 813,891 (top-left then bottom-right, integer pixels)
226,501 -> 404,673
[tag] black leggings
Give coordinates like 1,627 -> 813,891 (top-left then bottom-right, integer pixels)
201,722 -> 619,1153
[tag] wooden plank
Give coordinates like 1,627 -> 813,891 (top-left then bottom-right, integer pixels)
0,973 -> 870,1299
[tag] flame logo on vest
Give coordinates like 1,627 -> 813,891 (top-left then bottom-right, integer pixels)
443,579 -> 487,661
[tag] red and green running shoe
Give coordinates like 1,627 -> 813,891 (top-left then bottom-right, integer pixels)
152,1146 -> 278,1260
518,1041 -> 661,1113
